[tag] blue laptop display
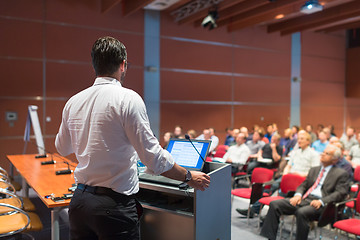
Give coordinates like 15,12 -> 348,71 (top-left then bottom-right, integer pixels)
166,138 -> 211,171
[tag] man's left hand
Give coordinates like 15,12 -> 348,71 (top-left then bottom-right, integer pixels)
310,200 -> 322,209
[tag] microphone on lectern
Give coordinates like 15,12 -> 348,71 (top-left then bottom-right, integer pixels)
184,134 -> 206,163
41,154 -> 56,165
55,161 -> 72,175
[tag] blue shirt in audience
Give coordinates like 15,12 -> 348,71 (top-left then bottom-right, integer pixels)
312,140 -> 329,153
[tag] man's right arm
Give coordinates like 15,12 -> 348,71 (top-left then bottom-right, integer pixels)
55,108 -> 73,156
123,93 -> 210,191
161,163 -> 210,191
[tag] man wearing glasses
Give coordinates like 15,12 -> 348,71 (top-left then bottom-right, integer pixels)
260,145 -> 349,240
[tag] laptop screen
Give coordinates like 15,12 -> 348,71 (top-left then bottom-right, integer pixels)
166,138 -> 211,171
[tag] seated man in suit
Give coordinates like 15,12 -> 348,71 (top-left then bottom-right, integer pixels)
260,144 -> 349,240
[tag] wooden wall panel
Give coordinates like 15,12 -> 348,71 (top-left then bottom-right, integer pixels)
231,26 -> 291,52
0,100 -> 44,137
301,105 -> 344,136
0,59 -> 43,96
346,47 -> 360,98
346,103 -> 360,130
301,81 -> 344,106
160,71 -> 232,101
233,77 -> 290,103
46,62 -> 93,98
0,19 -> 43,58
44,100 -> 66,135
46,0 -> 144,33
0,0 -> 43,19
302,32 -> 346,59
46,24 -> 144,65
160,103 -> 232,145
232,48 -> 291,77
302,56 -> 345,83
233,105 -> 290,133
161,38 -> 233,72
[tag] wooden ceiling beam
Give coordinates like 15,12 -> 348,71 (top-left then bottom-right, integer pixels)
226,3 -> 303,32
268,0 -> 360,33
226,0 -> 337,32
122,0 -> 153,16
317,19 -> 360,33
165,0 -> 192,12
220,0 -> 304,31
279,9 -> 360,35
101,0 -> 122,13
176,0 -> 244,25
194,0 -> 269,28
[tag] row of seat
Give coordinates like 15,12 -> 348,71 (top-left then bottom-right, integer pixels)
0,166 -> 43,239
231,166 -> 360,239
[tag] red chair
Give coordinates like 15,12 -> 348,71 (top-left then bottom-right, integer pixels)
257,174 -> 306,229
346,166 -> 360,210
350,165 -> 360,193
231,168 -> 274,223
333,191 -> 360,238
212,145 -> 228,159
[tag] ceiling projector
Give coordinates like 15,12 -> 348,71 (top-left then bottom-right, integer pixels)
300,0 -> 323,14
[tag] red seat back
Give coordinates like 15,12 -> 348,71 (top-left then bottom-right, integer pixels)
280,174 -> 306,194
354,165 -> 360,182
356,189 -> 360,214
213,145 -> 227,158
251,168 -> 274,184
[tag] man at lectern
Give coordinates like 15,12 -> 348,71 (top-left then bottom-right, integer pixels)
55,36 -> 210,240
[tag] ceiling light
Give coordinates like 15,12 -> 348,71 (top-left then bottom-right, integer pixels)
275,14 -> 285,19
202,10 -> 218,30
300,0 -> 323,14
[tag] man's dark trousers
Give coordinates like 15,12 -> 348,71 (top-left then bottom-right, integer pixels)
260,197 -> 323,240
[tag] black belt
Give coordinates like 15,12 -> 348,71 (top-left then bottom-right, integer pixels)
77,183 -> 133,200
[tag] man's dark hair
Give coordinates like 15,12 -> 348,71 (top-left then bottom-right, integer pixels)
91,36 -> 127,76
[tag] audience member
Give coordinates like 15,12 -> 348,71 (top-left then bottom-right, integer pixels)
260,145 -> 349,240
347,132 -> 360,169
173,125 -> 183,138
283,132 -> 320,177
246,130 -> 265,158
186,129 -> 197,139
247,124 -> 260,141
221,133 -> 251,174
340,126 -> 357,155
236,132 -> 319,218
332,142 -> 353,180
328,124 -> 337,137
247,133 -> 282,174
329,136 -> 339,145
312,131 -> 329,153
162,132 -> 173,149
259,127 -> 269,144
322,127 -> 332,140
305,124 -> 317,144
197,128 -> 217,153
316,124 -> 325,136
229,128 -> 240,146
280,128 -> 297,157
291,125 -> 300,140
240,126 -> 251,141
224,127 -> 234,146
272,123 -> 278,135
264,124 -> 274,142
209,127 -> 219,152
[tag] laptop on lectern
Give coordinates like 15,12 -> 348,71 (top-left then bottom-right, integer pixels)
138,138 -> 211,186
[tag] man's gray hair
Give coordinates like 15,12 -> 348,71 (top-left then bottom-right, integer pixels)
328,145 -> 342,160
